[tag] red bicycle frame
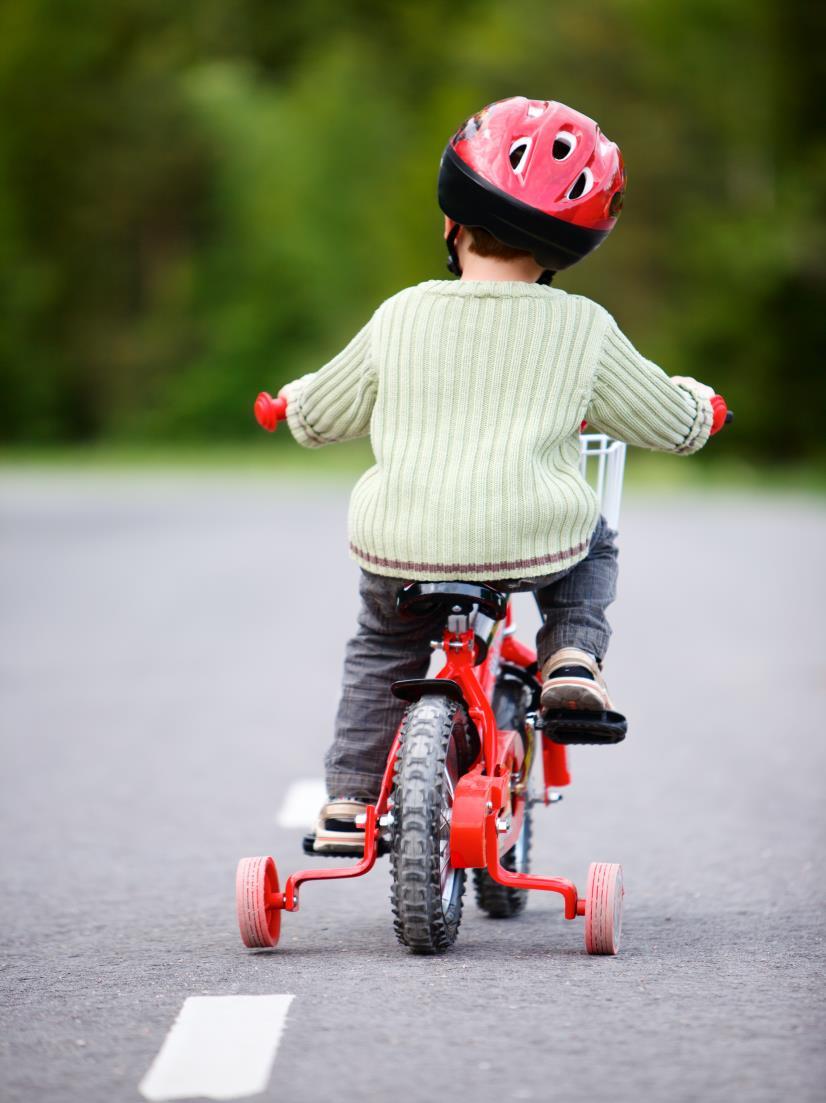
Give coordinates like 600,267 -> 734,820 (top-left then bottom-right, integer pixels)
274,601 -> 584,921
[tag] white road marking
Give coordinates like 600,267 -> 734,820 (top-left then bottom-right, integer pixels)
139,995 -> 294,1102
276,777 -> 327,828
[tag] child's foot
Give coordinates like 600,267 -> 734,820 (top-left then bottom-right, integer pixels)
312,797 -> 369,854
540,647 -> 614,712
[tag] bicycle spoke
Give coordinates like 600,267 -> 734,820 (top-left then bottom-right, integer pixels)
444,768 -> 455,801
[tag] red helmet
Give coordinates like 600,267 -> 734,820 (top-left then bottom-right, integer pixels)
438,97 -> 626,273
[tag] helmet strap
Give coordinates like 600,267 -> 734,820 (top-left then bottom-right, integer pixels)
445,224 -> 462,277
536,270 -> 554,285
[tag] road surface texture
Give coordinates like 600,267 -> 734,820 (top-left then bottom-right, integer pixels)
1,469 -> 824,1103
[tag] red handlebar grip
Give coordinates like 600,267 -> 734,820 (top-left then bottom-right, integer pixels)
709,395 -> 729,436
254,392 -> 288,432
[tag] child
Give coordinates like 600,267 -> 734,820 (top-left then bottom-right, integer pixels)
278,97 -> 727,852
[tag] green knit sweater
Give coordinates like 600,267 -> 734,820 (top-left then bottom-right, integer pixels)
282,280 -> 712,581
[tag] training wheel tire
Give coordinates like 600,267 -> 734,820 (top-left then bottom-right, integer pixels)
236,856 -> 282,948
584,862 -> 623,956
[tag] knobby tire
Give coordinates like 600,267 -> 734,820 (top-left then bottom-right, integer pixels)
390,696 -> 471,954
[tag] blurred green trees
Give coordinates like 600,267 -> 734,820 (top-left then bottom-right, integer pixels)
0,0 -> 822,459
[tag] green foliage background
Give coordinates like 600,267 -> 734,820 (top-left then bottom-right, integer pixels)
0,0 -> 823,461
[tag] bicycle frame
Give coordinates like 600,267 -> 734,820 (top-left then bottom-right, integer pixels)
275,601 -> 584,921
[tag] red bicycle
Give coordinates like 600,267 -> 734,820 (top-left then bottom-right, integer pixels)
237,392 -> 631,955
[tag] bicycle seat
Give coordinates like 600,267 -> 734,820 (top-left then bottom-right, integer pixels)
396,581 -> 508,621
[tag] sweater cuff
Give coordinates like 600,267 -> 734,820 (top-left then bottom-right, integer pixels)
670,376 -> 714,455
281,377 -> 328,449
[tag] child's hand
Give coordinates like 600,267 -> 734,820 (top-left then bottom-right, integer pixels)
670,376 -> 730,436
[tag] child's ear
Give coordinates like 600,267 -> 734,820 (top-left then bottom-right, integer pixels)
444,216 -> 457,241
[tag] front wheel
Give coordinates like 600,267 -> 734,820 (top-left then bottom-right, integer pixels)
390,696 -> 472,953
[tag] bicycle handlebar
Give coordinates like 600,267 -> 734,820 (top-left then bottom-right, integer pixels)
254,391 -> 288,432
254,389 -> 733,436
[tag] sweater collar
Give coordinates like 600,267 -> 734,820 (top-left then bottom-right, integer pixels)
416,279 -> 562,298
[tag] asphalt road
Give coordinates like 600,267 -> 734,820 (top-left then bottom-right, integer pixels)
1,469 -> 825,1103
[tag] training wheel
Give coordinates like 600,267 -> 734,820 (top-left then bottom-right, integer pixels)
584,862 -> 623,955
236,856 -> 282,948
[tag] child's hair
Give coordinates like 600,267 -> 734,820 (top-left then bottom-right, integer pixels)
466,226 -> 531,261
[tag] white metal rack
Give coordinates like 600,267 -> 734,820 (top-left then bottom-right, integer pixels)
578,434 -> 627,531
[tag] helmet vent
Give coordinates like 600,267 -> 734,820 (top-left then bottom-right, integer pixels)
609,189 -> 625,217
567,168 -> 593,200
552,132 -> 576,161
508,138 -> 531,174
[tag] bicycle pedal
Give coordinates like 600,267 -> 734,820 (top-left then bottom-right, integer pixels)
301,833 -> 391,858
540,709 -> 627,745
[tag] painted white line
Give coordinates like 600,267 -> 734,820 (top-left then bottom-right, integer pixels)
139,995 -> 294,1102
276,777 -> 326,829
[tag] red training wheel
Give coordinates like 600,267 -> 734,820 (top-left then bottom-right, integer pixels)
236,855 -> 282,948
584,861 -> 623,955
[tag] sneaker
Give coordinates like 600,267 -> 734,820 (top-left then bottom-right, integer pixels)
540,647 -> 614,712
312,797 -> 369,854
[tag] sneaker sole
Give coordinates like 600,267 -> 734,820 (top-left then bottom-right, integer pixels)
540,678 -> 610,712
313,830 -> 364,855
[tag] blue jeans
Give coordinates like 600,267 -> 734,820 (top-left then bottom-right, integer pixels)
326,516 -> 618,800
